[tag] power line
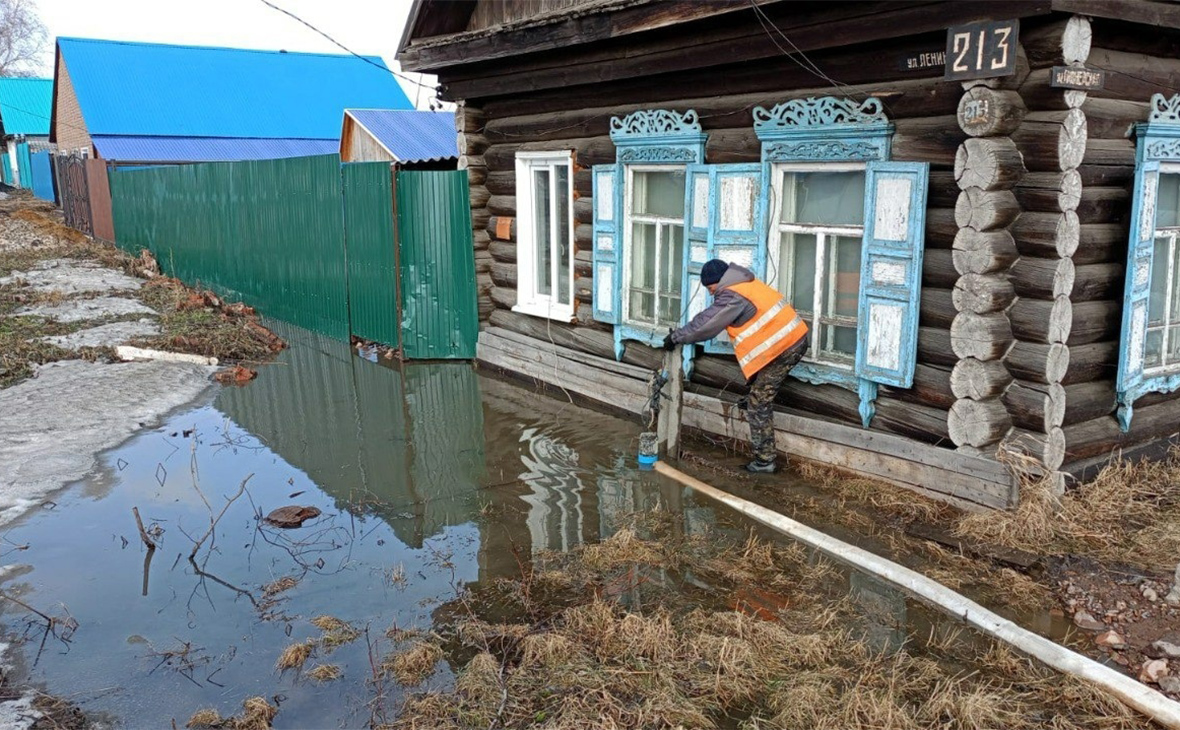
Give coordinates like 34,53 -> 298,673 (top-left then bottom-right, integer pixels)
255,0 -> 438,96
747,0 -> 864,101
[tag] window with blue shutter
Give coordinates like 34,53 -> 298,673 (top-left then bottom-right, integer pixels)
1117,93 -> 1180,430
591,163 -> 622,328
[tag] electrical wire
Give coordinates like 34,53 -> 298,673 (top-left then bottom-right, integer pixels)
746,0 -> 866,102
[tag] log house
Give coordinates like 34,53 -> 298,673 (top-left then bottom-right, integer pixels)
400,0 -> 1180,508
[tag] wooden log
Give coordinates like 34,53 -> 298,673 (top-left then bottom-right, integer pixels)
923,249 -> 959,288
488,194 -> 516,216
490,284 -> 516,310
575,276 -> 593,304
1085,47 -> 1180,104
471,208 -> 491,231
1010,257 -> 1076,300
952,228 -> 1019,275
925,208 -> 959,249
455,103 -> 485,134
870,397 -> 953,445
1062,399 -> 1180,463
458,154 -> 486,171
470,185 -> 491,210
1005,341 -> 1070,384
953,273 -> 1016,314
459,132 -> 489,156
1068,300 -> 1122,346
1074,224 -> 1126,265
486,170 -> 515,196
1062,380 -> 1116,427
474,249 -> 493,274
1011,112 -> 1087,172
488,215 -> 516,242
1027,99 -> 1149,141
1061,341 -> 1118,386
920,288 -> 956,329
489,240 -> 516,263
472,228 -> 491,251
882,363 -> 956,410
951,357 -> 1012,400
1021,16 -> 1091,68
1003,380 -> 1067,431
1083,138 -> 1135,168
950,312 -> 1013,361
490,261 -> 517,288
489,308 -> 663,371
955,137 -> 1025,191
1015,170 -> 1082,212
1012,210 -> 1079,259
1009,296 -> 1072,344
1071,262 -> 1123,302
928,171 -> 960,208
918,326 -> 957,368
1019,68 -> 1088,112
1004,426 -> 1066,472
955,187 -> 1020,231
948,398 -> 1012,448
957,87 -> 1026,137
1077,163 -> 1133,188
465,166 -> 487,187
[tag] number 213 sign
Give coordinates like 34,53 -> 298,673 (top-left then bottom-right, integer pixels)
944,20 -> 1019,81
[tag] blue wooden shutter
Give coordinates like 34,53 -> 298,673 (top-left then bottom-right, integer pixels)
854,160 -> 929,388
592,164 -> 623,324
1116,160 -> 1161,430
701,163 -> 766,355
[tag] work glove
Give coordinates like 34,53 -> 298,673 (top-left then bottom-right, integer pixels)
662,332 -> 676,351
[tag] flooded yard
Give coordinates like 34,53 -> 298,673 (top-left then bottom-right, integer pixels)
0,323 -> 1158,728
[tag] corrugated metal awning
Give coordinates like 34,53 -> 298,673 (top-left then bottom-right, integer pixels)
346,110 -> 457,164
92,136 -> 339,163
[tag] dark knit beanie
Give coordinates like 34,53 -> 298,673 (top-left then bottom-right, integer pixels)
700,259 -> 729,286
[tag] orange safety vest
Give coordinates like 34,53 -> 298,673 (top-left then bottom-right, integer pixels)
725,280 -> 808,379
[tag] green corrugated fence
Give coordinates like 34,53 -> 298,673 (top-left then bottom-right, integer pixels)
108,158 -> 476,357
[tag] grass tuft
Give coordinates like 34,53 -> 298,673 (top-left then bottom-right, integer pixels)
385,641 -> 444,686
307,663 -> 342,682
275,641 -> 314,672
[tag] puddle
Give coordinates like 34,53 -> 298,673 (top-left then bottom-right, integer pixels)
0,323 -> 1084,727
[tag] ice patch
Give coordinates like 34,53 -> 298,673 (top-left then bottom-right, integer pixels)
42,320 -> 160,349
16,296 -> 156,323
0,259 -> 141,295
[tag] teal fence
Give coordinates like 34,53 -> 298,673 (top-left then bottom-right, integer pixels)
29,151 -> 55,202
108,157 -> 475,356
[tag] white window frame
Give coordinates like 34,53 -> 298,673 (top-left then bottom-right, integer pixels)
1145,164 -> 1180,376
514,150 -> 576,322
622,164 -> 687,330
766,161 -> 866,370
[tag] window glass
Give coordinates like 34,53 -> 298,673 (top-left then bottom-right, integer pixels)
822,236 -> 861,360
633,170 -> 686,218
1160,174 -> 1180,229
533,169 -> 552,297
629,222 -> 657,324
1149,237 -> 1169,326
659,225 -> 684,324
777,231 -> 816,315
555,166 -> 571,306
781,171 -> 866,226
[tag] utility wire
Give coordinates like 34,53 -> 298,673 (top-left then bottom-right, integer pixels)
255,0 -> 438,95
747,0 -> 865,102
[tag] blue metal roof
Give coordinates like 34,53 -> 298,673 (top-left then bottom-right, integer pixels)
92,135 -> 339,163
0,78 -> 52,136
347,109 -> 457,163
57,37 -> 413,140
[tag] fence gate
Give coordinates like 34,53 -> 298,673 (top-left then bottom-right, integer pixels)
58,154 -> 92,236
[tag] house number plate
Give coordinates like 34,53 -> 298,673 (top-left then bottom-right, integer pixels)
944,20 -> 1019,81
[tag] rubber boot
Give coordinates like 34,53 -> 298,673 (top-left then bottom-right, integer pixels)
745,459 -> 778,474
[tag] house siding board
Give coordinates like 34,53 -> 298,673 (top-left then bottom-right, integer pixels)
346,122 -> 397,163
54,54 -> 91,153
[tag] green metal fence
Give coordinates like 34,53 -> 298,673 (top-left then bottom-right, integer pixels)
342,162 -> 399,348
109,159 -> 477,357
396,170 -> 478,360
110,155 -> 349,340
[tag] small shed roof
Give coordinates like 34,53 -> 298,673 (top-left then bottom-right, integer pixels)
345,109 -> 457,163
0,77 -> 53,137
55,37 -> 413,141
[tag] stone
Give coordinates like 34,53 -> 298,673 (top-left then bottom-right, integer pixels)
1160,676 -> 1180,694
1072,610 -> 1106,631
1143,586 -> 1160,602
1140,659 -> 1170,684
1148,641 -> 1180,659
1095,630 -> 1126,649
1167,564 -> 1180,606
264,505 -> 321,528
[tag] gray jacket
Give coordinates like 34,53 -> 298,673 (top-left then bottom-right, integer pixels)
670,264 -> 758,344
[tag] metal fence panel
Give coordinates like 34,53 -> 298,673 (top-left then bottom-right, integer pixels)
86,159 -> 114,240
2,155 -> 11,185
29,151 -> 54,202
109,155 -> 349,340
16,142 -> 31,188
396,170 -> 477,360
342,162 -> 399,348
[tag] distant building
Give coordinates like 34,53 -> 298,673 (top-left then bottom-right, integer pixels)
340,109 -> 458,167
0,77 -> 52,187
50,37 -> 414,165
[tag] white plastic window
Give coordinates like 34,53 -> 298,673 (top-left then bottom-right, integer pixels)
514,151 -> 574,321
1146,171 -> 1180,373
624,166 -> 685,328
767,163 -> 866,367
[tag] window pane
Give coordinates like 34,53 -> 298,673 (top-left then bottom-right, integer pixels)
555,166 -> 571,306
629,222 -> 657,323
633,170 -> 686,218
829,326 -> 858,358
778,231 -> 817,316
1169,325 -> 1180,365
657,224 -> 684,326
828,235 -> 861,319
1149,236 -> 1170,326
781,171 -> 866,226
1146,328 -> 1164,370
1160,174 -> 1180,229
533,169 -> 552,296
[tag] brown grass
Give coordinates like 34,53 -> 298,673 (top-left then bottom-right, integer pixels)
306,663 -> 342,682
261,576 -> 298,598
133,277 -> 283,362
385,641 -> 444,686
956,448 -> 1180,570
311,615 -> 361,649
186,708 -> 222,728
185,697 -> 277,730
275,640 -> 313,672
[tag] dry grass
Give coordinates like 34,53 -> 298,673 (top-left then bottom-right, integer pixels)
306,663 -> 342,682
261,576 -> 298,598
185,697 -> 277,730
311,615 -> 361,649
797,461 -> 957,524
275,640 -> 314,672
389,523 -> 1153,730
956,448 -> 1180,570
186,708 -> 222,728
385,641 -> 444,686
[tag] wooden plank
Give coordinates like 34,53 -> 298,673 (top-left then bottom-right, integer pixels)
658,346 -> 684,459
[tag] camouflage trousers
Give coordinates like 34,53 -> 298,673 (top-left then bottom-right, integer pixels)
746,335 -> 809,462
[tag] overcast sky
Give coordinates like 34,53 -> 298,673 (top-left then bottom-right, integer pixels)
31,0 -> 440,109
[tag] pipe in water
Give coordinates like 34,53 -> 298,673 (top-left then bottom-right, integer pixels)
653,460 -> 1180,730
